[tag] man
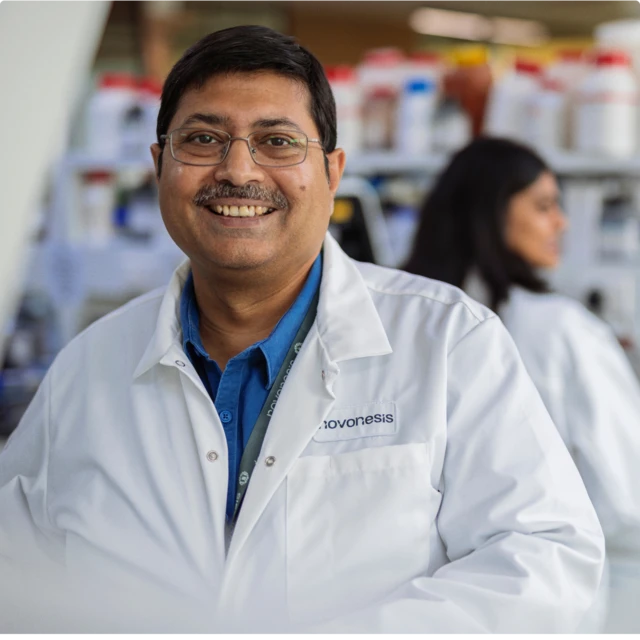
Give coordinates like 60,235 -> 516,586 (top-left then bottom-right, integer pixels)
0,25 -> 603,632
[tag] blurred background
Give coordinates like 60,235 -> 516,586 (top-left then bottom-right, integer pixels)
2,0 -> 640,438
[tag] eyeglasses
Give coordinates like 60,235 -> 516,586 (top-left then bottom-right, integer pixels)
160,127 -> 324,168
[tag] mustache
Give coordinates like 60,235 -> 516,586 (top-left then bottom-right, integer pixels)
193,183 -> 289,210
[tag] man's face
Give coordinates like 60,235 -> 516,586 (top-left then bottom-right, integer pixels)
151,71 -> 345,277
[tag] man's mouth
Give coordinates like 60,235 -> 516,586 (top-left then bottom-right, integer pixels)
204,204 -> 277,218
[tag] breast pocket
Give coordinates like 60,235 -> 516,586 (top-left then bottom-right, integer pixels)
285,442 -> 441,624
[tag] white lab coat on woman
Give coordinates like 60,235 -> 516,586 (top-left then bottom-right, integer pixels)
0,234 -> 603,633
500,286 -> 640,632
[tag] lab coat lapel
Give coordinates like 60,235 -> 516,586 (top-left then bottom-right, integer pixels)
225,233 -> 393,564
225,325 -> 337,564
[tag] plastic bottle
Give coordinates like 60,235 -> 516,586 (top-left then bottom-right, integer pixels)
484,58 -> 542,141
432,97 -> 472,154
575,50 -> 638,159
548,50 -> 588,90
403,51 -> 442,89
524,77 -> 565,152
326,65 -> 361,156
138,77 -> 163,154
595,21 -> 640,150
395,78 -> 437,155
444,46 -> 492,136
546,50 -> 588,148
359,48 -> 405,150
85,73 -> 138,159
82,171 -> 116,245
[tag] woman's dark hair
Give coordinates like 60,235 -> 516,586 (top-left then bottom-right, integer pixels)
156,25 -> 336,175
403,137 -> 551,311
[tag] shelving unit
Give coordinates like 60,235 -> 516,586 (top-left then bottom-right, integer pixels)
345,150 -> 640,178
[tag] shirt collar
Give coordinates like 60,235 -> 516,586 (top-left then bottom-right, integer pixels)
180,271 -> 209,361
258,253 -> 322,387
178,253 -> 323,388
133,233 -> 392,380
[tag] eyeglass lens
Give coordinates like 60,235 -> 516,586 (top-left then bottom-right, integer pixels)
170,128 -> 309,166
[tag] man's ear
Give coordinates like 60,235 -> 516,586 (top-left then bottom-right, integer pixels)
326,147 -> 346,196
151,143 -> 163,180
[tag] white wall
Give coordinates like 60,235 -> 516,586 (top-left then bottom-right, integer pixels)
0,0 -> 110,357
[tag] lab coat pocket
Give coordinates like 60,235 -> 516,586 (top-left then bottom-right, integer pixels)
285,442 -> 441,623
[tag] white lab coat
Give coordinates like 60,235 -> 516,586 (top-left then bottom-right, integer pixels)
0,234 -> 604,633
499,286 -> 640,632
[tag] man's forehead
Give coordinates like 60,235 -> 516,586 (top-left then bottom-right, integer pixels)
172,71 -> 314,130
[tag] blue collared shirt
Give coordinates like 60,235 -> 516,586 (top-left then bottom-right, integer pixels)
180,254 -> 322,520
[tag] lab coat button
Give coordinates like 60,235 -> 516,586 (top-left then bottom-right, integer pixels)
175,360 -> 186,367
265,456 -> 276,467
206,450 -> 219,462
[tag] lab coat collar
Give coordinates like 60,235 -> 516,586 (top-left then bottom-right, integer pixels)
133,232 -> 392,379
133,260 -> 191,379
316,232 -> 392,363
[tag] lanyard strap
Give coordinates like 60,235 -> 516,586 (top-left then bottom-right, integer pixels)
231,289 -> 320,523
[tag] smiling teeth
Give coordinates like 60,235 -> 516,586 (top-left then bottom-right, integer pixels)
212,205 -> 271,217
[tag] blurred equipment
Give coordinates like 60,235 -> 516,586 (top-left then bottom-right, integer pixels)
332,176 -> 395,266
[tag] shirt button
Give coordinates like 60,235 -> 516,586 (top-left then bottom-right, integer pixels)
206,450 -> 219,462
265,456 -> 276,467
220,410 -> 233,423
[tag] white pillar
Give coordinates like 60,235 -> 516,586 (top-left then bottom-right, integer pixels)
0,0 -> 110,358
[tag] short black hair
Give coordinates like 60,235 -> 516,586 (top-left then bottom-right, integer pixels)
156,25 -> 336,174
403,137 -> 551,311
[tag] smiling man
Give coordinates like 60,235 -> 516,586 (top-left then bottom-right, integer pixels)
0,26 -> 604,633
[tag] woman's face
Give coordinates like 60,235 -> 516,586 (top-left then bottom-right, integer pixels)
505,170 -> 567,269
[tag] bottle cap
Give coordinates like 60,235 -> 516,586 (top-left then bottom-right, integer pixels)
595,50 -> 632,66
138,77 -> 163,96
99,73 -> 137,90
325,65 -> 357,82
84,171 -> 112,182
515,59 -> 542,75
362,48 -> 405,66
453,46 -> 489,67
405,79 -> 435,92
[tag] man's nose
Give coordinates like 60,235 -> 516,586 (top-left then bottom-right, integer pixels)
212,138 -> 265,185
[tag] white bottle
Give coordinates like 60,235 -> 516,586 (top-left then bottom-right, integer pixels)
359,48 -> 405,150
402,51 -> 442,92
82,171 -> 115,245
395,78 -> 437,155
326,65 -> 361,156
85,73 -> 138,159
432,97 -> 472,154
547,50 -> 588,148
575,50 -> 638,159
484,59 -> 542,141
525,77 -> 565,152
138,77 -> 163,156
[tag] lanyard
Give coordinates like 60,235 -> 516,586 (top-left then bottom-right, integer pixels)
230,289 -> 320,524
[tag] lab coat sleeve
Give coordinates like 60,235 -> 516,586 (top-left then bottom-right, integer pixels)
0,370 -> 64,569
560,314 -> 640,558
308,315 -> 604,633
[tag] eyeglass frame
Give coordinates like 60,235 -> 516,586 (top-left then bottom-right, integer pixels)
159,126 -> 325,168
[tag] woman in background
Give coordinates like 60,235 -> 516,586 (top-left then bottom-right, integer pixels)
404,136 -> 640,632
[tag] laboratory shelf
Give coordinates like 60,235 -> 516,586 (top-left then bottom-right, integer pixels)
62,151 -> 155,173
345,151 -> 640,178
